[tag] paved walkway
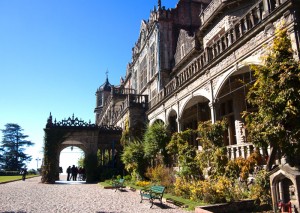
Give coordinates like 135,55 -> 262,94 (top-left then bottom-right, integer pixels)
0,176 -> 188,213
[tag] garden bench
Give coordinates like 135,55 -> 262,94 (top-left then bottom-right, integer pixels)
112,178 -> 125,192
140,185 -> 165,208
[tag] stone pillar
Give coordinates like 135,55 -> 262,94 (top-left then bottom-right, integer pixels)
177,101 -> 181,132
209,102 -> 216,124
262,0 -> 271,18
234,93 -> 246,144
177,118 -> 181,132
232,147 -> 236,160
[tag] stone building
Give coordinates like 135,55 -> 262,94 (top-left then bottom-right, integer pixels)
95,0 -> 300,211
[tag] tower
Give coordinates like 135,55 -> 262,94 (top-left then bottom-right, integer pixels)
94,76 -> 112,124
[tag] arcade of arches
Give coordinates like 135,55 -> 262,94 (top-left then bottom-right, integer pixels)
164,67 -> 256,153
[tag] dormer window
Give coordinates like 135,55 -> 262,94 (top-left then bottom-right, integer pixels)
181,44 -> 185,59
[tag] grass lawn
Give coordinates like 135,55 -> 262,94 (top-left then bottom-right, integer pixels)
0,175 -> 39,183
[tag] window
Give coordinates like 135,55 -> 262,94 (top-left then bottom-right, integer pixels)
132,71 -> 137,90
139,57 -> 147,90
150,44 -> 156,77
151,89 -> 157,99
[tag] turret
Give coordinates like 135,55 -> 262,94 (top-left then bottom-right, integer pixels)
94,76 -> 112,124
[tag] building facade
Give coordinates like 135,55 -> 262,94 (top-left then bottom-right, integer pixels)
95,0 -> 300,211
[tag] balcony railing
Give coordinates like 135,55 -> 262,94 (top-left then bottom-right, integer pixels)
200,0 -> 225,26
226,143 -> 254,160
149,0 -> 287,110
111,87 -> 136,96
101,94 -> 148,126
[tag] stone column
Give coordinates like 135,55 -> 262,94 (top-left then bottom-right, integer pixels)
209,102 -> 216,124
234,93 -> 246,144
177,118 -> 181,132
177,101 -> 181,132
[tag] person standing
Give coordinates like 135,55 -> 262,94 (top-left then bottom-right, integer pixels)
66,166 -> 71,181
21,168 -> 27,181
71,165 -> 77,181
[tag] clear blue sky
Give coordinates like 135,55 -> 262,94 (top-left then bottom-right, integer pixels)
0,0 -> 178,170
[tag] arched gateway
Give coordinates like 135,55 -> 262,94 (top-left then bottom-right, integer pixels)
41,113 -> 122,183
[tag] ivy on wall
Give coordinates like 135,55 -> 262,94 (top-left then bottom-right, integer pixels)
41,128 -> 69,183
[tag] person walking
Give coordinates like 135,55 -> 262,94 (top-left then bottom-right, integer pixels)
66,166 -> 71,181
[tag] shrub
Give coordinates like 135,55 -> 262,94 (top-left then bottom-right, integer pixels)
135,180 -> 151,187
145,165 -> 175,187
174,177 -> 191,199
189,180 -> 207,201
124,175 -> 132,181
0,170 -> 20,176
249,170 -> 271,205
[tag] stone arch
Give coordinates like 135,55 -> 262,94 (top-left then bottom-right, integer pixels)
214,61 -> 261,99
179,95 -> 211,127
152,118 -> 165,124
41,114 -> 122,184
166,109 -> 178,133
178,95 -> 210,147
270,166 -> 300,212
271,172 -> 296,211
59,140 -> 87,154
213,64 -> 257,146
149,117 -> 165,125
59,145 -> 85,176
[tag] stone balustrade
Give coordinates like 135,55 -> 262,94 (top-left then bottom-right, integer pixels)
226,143 -> 254,160
208,2 -> 264,60
98,87 -> 137,125
149,0 -> 287,110
200,0 -> 224,26
109,94 -> 148,125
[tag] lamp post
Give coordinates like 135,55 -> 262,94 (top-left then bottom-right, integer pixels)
35,157 -> 41,172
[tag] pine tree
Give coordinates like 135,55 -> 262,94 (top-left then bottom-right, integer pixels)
245,26 -> 300,170
1,123 -> 34,170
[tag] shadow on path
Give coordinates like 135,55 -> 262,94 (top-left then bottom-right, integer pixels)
55,180 -> 86,184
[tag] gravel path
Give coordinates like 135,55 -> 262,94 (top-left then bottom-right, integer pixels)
0,177 -> 188,213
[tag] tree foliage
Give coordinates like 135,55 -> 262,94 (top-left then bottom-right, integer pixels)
121,139 -> 146,180
245,26 -> 300,169
0,123 -> 34,171
120,118 -> 130,146
143,122 -> 171,166
167,129 -> 201,179
196,120 -> 228,179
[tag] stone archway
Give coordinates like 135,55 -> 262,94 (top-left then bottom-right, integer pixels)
270,164 -> 300,212
59,144 -> 85,177
41,114 -> 122,183
179,95 -> 210,148
214,66 -> 256,146
167,109 -> 178,133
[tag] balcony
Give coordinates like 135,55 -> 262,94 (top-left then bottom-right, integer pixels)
200,0 -> 228,28
149,0 -> 289,111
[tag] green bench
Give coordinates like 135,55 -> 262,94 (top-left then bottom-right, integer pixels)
140,185 -> 165,208
112,178 -> 125,192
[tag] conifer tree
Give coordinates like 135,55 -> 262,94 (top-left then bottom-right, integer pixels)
245,26 -> 300,170
1,123 -> 34,170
